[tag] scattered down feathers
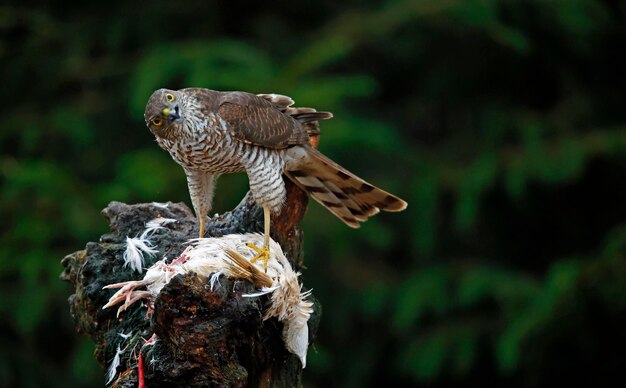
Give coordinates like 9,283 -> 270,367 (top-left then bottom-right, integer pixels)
121,217 -> 177,273
104,233 -> 313,367
106,344 -> 123,385
122,237 -> 157,273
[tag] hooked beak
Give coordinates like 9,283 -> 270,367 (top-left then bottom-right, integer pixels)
162,106 -> 180,121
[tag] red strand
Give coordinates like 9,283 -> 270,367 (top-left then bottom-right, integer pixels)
137,351 -> 145,388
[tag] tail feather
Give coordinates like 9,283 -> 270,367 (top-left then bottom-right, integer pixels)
285,146 -> 407,227
285,171 -> 362,227
322,180 -> 376,219
290,111 -> 333,123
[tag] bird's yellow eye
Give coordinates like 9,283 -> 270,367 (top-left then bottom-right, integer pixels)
165,93 -> 175,102
151,118 -> 163,126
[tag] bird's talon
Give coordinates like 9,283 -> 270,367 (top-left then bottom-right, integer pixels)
246,243 -> 263,254
248,243 -> 270,269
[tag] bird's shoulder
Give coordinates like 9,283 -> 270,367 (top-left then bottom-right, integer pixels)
214,91 -> 306,149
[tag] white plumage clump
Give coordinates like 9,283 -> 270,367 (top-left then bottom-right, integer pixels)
104,233 -> 313,367
122,217 -> 177,273
122,237 -> 157,273
106,344 -> 123,385
141,217 -> 177,239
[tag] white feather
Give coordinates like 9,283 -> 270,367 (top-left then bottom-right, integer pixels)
123,237 -> 158,273
284,317 -> 310,368
106,344 -> 123,385
140,217 -> 177,240
242,286 -> 279,298
118,332 -> 132,340
209,271 -> 223,291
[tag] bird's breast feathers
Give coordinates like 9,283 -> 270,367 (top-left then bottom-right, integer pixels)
157,113 -> 247,174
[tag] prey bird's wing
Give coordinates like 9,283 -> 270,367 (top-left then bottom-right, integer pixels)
218,92 -> 309,149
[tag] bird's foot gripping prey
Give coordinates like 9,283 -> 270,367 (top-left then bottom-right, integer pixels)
144,88 -> 407,261
247,206 -> 271,269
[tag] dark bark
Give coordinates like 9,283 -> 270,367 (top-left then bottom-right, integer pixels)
60,181 -> 320,387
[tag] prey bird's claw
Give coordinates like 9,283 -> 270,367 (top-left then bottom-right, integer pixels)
102,279 -> 150,315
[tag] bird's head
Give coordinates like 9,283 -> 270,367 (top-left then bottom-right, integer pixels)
144,88 -> 185,139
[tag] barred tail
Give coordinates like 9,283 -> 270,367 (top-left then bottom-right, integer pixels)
284,146 -> 407,228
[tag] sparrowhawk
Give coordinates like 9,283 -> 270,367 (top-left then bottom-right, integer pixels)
144,88 -> 407,267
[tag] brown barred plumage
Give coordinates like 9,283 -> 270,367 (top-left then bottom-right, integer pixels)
144,88 -> 406,238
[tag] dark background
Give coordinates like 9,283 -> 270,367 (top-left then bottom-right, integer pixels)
1,1 -> 625,386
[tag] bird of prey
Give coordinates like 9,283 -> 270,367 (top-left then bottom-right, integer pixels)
144,88 -> 407,267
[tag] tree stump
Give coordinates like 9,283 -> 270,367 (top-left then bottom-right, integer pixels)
60,179 -> 320,387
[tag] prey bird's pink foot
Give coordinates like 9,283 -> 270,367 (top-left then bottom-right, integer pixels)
102,280 -> 151,317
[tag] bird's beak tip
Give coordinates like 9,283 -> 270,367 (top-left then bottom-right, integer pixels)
163,107 -> 180,120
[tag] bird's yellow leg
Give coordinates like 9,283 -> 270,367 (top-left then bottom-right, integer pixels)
248,206 -> 271,269
199,217 -> 205,238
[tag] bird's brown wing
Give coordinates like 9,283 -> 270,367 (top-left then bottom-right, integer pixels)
217,92 -> 309,149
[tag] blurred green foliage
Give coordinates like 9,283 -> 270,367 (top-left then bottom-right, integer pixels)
1,1 -> 625,387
